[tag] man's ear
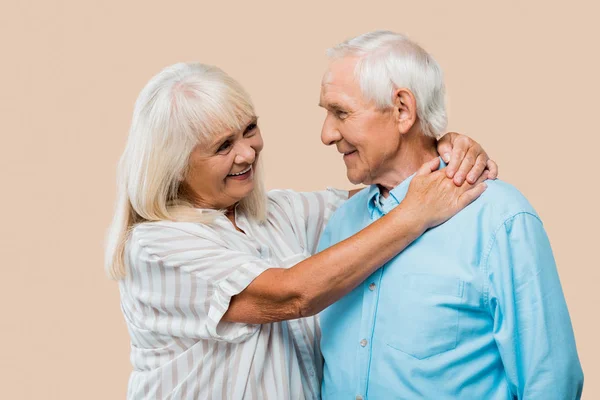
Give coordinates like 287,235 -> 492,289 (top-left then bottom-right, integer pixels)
393,88 -> 418,135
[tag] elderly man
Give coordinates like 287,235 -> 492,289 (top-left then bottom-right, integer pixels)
317,31 -> 583,399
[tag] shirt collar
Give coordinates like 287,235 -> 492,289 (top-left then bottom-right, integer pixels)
367,156 -> 447,215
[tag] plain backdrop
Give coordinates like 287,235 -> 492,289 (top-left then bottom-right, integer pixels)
1,0 -> 598,398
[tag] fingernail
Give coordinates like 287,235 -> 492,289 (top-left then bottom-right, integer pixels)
455,173 -> 463,182
443,153 -> 450,162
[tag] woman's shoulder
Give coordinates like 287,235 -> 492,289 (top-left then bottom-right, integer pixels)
131,220 -> 206,240
128,220 -> 227,258
266,188 -> 295,203
265,189 -> 312,219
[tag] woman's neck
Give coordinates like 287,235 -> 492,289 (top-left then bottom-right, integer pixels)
225,206 -> 245,233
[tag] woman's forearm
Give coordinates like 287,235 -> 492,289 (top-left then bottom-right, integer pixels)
287,202 -> 425,317
224,202 -> 426,324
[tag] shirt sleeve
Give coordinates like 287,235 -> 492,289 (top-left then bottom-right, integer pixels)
484,213 -> 584,399
125,223 -> 273,344
269,188 -> 348,255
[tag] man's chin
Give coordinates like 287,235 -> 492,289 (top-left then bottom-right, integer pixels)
346,171 -> 365,186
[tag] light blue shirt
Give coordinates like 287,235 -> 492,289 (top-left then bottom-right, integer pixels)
318,160 -> 583,399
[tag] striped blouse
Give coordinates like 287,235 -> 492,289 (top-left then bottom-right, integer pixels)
119,188 -> 348,399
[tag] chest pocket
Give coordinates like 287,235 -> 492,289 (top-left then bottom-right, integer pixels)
380,273 -> 464,360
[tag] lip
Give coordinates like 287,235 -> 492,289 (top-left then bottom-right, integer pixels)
343,150 -> 357,159
227,165 -> 253,181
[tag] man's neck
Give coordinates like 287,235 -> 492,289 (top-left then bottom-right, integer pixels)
376,130 -> 439,198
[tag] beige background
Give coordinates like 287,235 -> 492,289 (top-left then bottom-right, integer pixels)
1,0 -> 598,398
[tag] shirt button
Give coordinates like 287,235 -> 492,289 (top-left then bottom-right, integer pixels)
368,283 -> 376,291
360,339 -> 368,347
356,396 -> 364,400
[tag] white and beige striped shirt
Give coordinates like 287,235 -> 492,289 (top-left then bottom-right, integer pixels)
119,188 -> 348,399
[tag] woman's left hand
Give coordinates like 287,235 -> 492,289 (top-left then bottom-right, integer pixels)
437,132 -> 499,185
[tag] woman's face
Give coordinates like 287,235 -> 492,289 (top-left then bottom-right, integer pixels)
183,117 -> 263,210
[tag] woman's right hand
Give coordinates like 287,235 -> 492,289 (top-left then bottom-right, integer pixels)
402,157 -> 489,230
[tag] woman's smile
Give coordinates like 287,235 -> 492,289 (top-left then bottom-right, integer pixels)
227,165 -> 253,181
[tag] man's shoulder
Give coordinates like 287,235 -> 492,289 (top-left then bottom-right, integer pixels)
474,179 -> 539,222
318,187 -> 371,249
328,186 -> 372,224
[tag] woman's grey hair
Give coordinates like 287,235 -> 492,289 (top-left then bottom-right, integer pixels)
105,62 -> 267,279
327,30 -> 447,138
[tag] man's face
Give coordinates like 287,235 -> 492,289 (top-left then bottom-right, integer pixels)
319,57 -> 401,185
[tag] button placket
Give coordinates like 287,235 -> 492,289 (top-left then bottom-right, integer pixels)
354,270 -> 383,399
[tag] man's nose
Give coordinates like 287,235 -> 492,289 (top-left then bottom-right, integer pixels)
321,115 -> 342,146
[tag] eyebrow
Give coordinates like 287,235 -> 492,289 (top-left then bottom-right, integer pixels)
246,116 -> 259,126
318,102 -> 347,111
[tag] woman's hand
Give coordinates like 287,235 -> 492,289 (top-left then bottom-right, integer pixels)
437,132 -> 498,186
403,157 -> 489,230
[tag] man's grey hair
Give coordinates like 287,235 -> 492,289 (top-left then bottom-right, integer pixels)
327,30 -> 447,138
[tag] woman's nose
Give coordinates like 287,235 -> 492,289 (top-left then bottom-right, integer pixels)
234,143 -> 256,165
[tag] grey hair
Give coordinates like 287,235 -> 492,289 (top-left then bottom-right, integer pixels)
104,62 -> 267,279
327,30 -> 447,138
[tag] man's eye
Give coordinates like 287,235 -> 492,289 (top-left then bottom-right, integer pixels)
336,110 -> 348,119
217,141 -> 231,153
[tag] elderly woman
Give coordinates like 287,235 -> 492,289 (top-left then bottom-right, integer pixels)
105,63 -> 495,399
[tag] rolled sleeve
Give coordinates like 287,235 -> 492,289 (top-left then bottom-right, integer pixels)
208,261 -> 272,342
127,223 -> 273,344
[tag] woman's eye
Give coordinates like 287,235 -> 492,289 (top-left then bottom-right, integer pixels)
217,141 -> 231,153
244,122 -> 257,135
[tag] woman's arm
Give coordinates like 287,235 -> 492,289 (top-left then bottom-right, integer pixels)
223,158 -> 489,324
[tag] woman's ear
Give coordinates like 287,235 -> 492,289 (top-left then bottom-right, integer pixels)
392,88 -> 418,135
